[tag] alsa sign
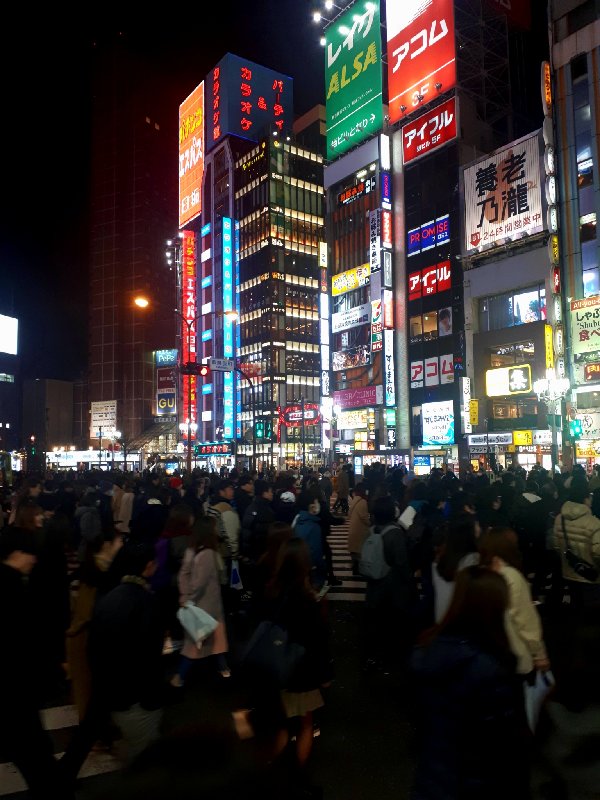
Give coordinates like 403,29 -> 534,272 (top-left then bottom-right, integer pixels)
386,0 -> 456,125
402,96 -> 457,165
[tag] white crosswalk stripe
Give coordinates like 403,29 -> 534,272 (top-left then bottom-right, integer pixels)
326,518 -> 366,602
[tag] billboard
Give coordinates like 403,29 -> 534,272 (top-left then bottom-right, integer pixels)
386,0 -> 456,125
571,296 -> 600,361
332,264 -> 371,296
402,96 -> 457,165
181,230 -> 198,436
463,131 -> 544,253
207,53 -> 293,153
332,302 -> 371,333
422,399 -> 454,446
407,214 -> 450,256
90,400 -> 117,438
0,314 -> 18,355
332,344 -> 371,371
179,82 -> 205,229
325,1 -> 384,161
485,364 -> 532,396
333,384 -> 384,409
408,260 -> 451,300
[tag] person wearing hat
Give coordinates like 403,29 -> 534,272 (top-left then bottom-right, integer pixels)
0,529 -> 73,798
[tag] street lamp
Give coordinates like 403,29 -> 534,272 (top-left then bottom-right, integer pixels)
134,295 -> 203,475
533,371 -> 570,474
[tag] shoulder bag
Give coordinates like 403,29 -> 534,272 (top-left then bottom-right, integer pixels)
561,515 -> 599,582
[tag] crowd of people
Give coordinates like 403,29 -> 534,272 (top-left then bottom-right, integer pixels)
0,459 -> 599,798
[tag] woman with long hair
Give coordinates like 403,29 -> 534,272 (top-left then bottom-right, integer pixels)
478,527 -> 550,678
170,515 -> 230,687
410,566 -> 530,799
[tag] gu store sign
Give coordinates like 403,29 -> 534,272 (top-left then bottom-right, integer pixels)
463,131 -> 544,253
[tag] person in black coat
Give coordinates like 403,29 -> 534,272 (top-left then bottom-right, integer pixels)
0,529 -> 74,798
88,541 -> 165,764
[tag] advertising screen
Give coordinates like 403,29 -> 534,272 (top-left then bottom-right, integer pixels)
179,82 -> 205,229
422,399 -> 454,446
325,1 -> 384,161
208,53 -> 293,153
0,314 -> 18,355
386,0 -> 456,125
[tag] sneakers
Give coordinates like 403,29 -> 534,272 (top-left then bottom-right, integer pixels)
219,668 -> 232,679
170,674 -> 184,688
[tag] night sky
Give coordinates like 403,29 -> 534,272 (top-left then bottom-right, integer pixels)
1,2 -> 547,381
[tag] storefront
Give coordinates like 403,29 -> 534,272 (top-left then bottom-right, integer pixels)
467,430 -> 556,472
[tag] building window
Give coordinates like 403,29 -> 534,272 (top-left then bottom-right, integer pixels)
479,286 -> 546,332
583,268 -> 600,297
0,373 -> 14,383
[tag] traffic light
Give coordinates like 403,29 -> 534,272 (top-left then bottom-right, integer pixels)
30,435 -> 36,455
198,363 -> 210,378
255,420 -> 265,439
570,419 -> 583,439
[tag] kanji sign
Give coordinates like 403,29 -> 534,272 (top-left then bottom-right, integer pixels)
485,364 -> 532,396
386,0 -> 456,125
571,296 -> 600,361
402,96 -> 458,164
463,131 -> 544,253
179,82 -> 204,228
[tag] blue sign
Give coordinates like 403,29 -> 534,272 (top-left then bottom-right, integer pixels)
407,227 -> 421,257
156,391 -> 176,416
155,349 -> 178,367
420,220 -> 436,252
436,214 -> 450,246
407,214 -> 450,256
413,455 -> 431,467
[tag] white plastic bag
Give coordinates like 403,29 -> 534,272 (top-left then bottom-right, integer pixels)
524,669 -> 555,732
177,602 -> 218,648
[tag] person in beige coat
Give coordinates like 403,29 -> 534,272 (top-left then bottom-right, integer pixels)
170,516 -> 230,687
347,484 -> 370,576
552,475 -> 600,610
478,528 -> 550,676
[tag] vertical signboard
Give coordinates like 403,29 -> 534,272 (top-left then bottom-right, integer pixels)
325,1 -> 384,160
223,218 -> 235,440
181,230 -> 197,436
369,210 -> 381,273
179,82 -> 205,229
386,0 -> 456,125
384,329 -> 396,406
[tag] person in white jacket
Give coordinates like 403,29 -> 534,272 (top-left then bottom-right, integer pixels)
478,527 -> 550,676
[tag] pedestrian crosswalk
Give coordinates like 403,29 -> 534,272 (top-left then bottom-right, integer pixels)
326,516 -> 366,602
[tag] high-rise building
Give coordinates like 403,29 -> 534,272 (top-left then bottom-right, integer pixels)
84,37 -> 177,458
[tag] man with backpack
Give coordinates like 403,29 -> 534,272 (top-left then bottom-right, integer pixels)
359,494 -> 416,674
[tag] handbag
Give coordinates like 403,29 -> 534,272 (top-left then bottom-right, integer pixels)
177,602 -> 218,648
229,558 -> 243,591
561,516 -> 599,582
241,619 -> 306,687
524,670 -> 555,732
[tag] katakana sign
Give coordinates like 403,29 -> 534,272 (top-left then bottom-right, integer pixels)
463,131 -> 544,254
571,296 -> 600,361
325,1 -> 384,161
402,96 -> 457,165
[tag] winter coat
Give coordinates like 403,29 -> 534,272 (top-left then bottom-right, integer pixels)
336,469 -> 350,500
553,500 -> 600,584
89,579 -> 165,712
347,495 -> 370,556
178,546 -> 228,660
292,510 -> 327,590
263,587 -> 333,692
209,500 -> 241,559
496,561 -> 548,675
410,632 -> 526,799
365,522 -> 416,613
241,497 -> 276,562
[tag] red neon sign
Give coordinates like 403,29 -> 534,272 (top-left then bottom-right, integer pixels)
181,230 -> 198,437
402,96 -> 457,165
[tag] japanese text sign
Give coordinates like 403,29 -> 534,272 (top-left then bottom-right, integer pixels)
408,260 -> 451,300
402,96 -> 457,164
207,54 -> 292,154
325,1 -> 384,160
407,214 -> 450,256
332,263 -> 371,296
422,399 -> 455,446
571,296 -> 600,361
463,131 -> 544,253
179,82 -> 205,228
485,364 -> 532,396
386,0 -> 456,125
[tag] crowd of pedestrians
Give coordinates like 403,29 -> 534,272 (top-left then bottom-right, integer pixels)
0,460 -> 599,798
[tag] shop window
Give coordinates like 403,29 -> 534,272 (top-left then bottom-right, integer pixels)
422,311 -> 438,341
578,157 -> 593,189
583,267 -> 600,297
580,212 -> 597,243
409,314 -> 423,343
